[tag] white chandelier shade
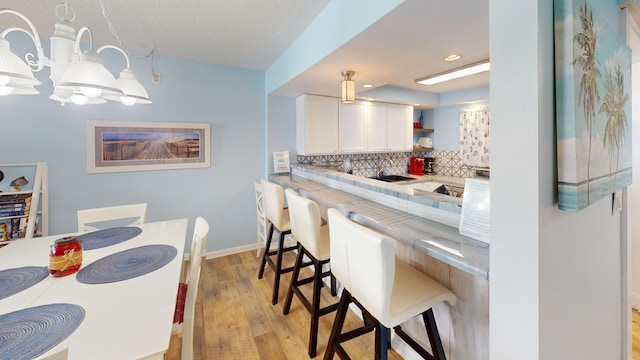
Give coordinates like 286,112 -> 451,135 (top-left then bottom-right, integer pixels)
0,38 -> 41,95
57,49 -> 122,98
0,2 -> 151,106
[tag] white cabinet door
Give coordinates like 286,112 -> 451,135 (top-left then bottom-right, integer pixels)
339,100 -> 367,153
386,104 -> 413,151
404,105 -> 414,150
366,102 -> 387,152
296,95 -> 339,155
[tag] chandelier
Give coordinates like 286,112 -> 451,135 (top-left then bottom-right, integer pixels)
0,1 -> 151,106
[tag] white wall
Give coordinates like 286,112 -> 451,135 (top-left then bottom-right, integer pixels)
0,35 -> 265,254
491,1 -> 624,359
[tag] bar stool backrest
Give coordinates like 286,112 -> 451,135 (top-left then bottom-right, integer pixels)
260,179 -> 288,230
327,208 -> 395,322
284,189 -> 323,258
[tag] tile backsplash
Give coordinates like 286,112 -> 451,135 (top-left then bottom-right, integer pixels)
296,149 -> 476,178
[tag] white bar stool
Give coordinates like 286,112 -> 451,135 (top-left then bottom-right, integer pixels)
325,208 -> 457,360
283,189 -> 338,357
258,178 -> 296,305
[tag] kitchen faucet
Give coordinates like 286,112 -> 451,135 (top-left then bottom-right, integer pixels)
378,157 -> 393,177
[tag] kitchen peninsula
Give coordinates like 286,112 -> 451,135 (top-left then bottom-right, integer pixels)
269,164 -> 489,359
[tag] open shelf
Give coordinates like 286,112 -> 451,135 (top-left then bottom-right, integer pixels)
413,146 -> 434,152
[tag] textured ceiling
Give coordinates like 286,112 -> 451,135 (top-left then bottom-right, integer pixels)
1,0 -> 491,103
1,0 -> 330,70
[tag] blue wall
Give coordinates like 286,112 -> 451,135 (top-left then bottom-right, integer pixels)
419,85 -> 490,151
0,37 -> 265,253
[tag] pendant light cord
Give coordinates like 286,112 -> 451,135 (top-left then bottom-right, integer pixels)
97,0 -> 157,78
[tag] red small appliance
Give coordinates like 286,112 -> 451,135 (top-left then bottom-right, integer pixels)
409,157 -> 424,175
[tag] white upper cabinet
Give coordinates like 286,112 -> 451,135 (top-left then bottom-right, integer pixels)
366,102 -> 387,152
386,103 -> 413,152
338,100 -> 367,153
296,95 -> 413,155
296,95 -> 339,155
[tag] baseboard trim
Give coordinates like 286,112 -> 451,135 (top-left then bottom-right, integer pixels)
204,244 -> 260,260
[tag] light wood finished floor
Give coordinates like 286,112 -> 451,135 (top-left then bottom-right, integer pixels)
166,250 -> 404,360
165,250 -> 640,359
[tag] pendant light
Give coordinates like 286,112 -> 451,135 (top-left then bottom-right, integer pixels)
341,70 -> 355,104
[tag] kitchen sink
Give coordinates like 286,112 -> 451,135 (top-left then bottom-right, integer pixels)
368,175 -> 415,182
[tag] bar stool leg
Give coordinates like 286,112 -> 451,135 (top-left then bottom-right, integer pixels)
308,259 -> 324,357
257,224 -> 275,279
423,309 -> 446,360
330,273 -> 337,296
323,290 -> 352,360
283,243 -> 304,315
377,325 -> 390,360
271,230 -> 289,305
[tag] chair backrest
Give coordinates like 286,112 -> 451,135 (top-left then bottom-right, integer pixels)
260,178 -> 288,230
182,216 -> 209,360
327,208 -> 395,321
77,203 -> 148,232
284,189 -> 323,258
254,181 -> 267,255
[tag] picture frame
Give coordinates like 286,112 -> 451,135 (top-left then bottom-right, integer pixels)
87,120 -> 211,174
554,0 -> 632,211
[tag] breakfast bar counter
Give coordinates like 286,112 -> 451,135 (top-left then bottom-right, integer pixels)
269,169 -> 490,359
269,170 -> 489,280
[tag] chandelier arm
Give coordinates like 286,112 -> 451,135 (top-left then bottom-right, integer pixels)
0,9 -> 48,72
96,45 -> 131,69
73,26 -> 94,59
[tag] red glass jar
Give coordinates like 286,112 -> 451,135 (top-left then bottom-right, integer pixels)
49,236 -> 83,277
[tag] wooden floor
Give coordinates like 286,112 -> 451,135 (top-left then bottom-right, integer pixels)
166,250 -> 640,359
166,250 -> 403,360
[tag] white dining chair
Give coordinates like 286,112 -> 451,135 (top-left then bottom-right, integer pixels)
77,203 -> 148,232
172,216 -> 209,360
36,346 -> 68,360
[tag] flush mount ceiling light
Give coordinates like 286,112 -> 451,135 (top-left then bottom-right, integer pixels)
444,54 -> 461,62
416,59 -> 490,86
0,1 -> 151,106
341,70 -> 355,104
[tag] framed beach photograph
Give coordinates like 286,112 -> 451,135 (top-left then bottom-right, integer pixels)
554,0 -> 632,211
87,120 -> 211,174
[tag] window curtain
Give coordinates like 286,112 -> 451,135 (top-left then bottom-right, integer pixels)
459,106 -> 490,167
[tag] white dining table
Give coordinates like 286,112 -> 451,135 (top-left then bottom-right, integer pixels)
0,218 -> 188,360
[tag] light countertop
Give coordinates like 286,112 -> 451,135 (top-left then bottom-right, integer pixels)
270,171 -> 490,280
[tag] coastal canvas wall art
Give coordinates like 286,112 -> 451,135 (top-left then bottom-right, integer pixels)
554,0 -> 632,211
87,120 -> 211,173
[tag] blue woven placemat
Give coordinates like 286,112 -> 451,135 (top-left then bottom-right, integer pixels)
0,303 -> 85,360
76,244 -> 177,284
77,226 -> 142,250
0,266 -> 49,301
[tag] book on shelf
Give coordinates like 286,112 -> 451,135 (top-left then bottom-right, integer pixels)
0,199 -> 28,206
0,193 -> 32,202
0,217 -> 37,240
